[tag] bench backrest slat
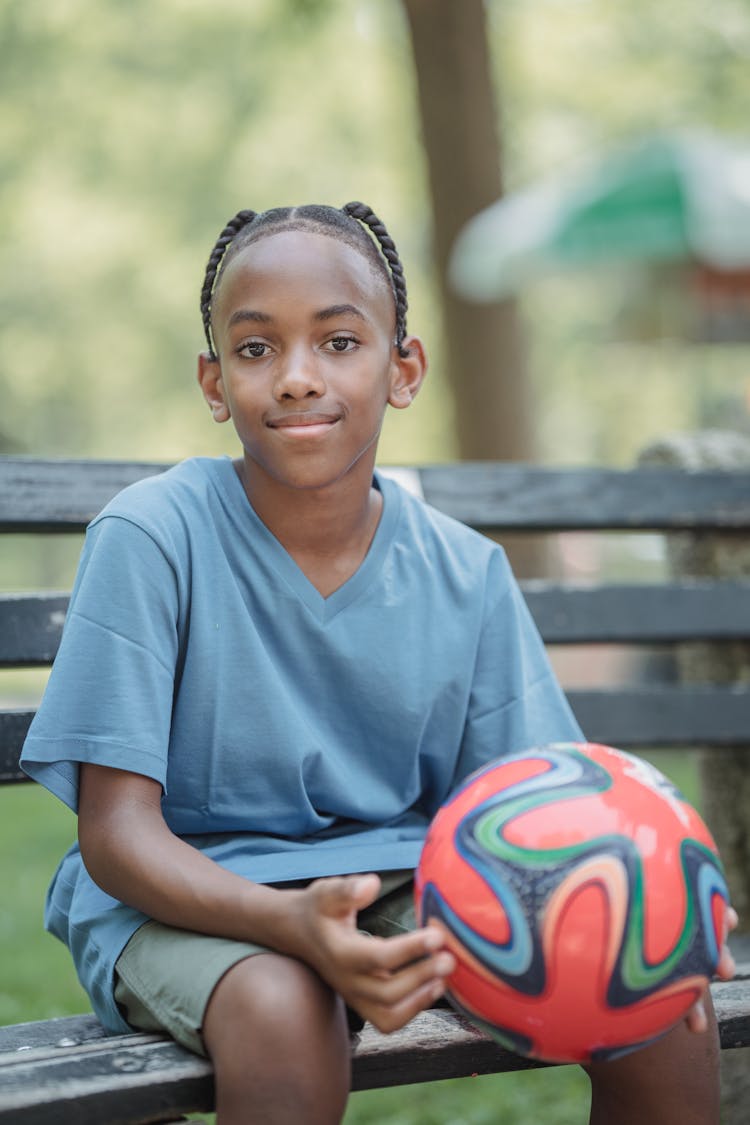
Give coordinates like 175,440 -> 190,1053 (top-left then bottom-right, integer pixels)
524,580 -> 750,643
0,460 -> 167,532
0,595 -> 69,665
3,581 -> 750,667
2,459 -> 750,532
570,686 -> 750,748
419,464 -> 750,530
4,685 -> 750,783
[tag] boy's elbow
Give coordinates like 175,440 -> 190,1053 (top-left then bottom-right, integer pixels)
78,816 -> 116,893
77,802 -> 136,896
77,762 -> 165,896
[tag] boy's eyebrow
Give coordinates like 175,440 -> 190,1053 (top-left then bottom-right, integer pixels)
227,309 -> 273,328
226,304 -> 367,329
313,304 -> 368,322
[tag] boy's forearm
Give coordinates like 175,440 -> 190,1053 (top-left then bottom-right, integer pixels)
77,764 -> 308,952
77,765 -> 456,1032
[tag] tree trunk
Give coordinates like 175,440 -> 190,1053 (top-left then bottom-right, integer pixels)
639,431 -> 750,1125
401,0 -> 533,465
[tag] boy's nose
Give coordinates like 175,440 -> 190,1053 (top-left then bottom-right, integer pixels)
275,350 -> 326,399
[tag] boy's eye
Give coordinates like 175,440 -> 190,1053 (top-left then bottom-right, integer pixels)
327,336 -> 358,353
238,341 -> 269,359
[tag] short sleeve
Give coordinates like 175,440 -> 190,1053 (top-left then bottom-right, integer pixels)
453,550 -> 583,784
20,515 -> 180,811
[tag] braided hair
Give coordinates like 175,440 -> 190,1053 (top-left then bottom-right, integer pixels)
200,203 -> 410,360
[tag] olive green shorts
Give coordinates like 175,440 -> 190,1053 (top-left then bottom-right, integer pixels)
114,871 -> 415,1057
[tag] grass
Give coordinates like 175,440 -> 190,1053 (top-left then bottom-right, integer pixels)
184,1068 -> 592,1124
343,1068 -> 591,1124
1,750 -> 701,1123
0,784 -> 87,1024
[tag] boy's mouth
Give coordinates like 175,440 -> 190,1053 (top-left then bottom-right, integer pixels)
266,411 -> 340,437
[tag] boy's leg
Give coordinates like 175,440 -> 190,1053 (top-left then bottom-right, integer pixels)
357,876 -> 723,1125
199,871 -> 416,1123
584,990 -> 721,1125
115,919 -> 351,1125
203,952 -> 350,1125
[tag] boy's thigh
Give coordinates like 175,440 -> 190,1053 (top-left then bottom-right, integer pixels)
114,919 -> 269,1056
114,870 -> 416,1056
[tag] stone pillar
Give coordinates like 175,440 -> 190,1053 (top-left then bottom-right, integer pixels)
639,430 -> 750,1120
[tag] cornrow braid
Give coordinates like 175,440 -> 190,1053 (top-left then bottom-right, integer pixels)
200,202 -> 410,360
200,209 -> 257,358
343,201 -> 410,357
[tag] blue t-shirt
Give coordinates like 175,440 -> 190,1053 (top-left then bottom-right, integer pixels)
21,457 -> 582,1032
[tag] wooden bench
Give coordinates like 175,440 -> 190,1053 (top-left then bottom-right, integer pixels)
1,455 -> 749,1124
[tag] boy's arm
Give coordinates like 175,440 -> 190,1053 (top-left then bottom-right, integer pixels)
78,763 -> 454,1033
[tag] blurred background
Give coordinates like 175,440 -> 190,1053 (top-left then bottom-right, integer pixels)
2,0 -> 748,474
1,1 -> 749,1121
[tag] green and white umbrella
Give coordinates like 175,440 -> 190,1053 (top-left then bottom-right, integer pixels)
450,130 -> 750,301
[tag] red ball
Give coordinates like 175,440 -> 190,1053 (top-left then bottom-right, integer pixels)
415,742 -> 729,1063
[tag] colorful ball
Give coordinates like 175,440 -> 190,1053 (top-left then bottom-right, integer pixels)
415,742 -> 729,1064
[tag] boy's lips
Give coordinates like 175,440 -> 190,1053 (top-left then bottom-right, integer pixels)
266,411 -> 340,437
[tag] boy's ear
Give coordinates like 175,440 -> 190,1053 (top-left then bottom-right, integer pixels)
197,352 -> 231,423
388,335 -> 428,410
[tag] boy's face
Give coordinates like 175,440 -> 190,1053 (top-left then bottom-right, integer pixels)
200,229 -> 425,494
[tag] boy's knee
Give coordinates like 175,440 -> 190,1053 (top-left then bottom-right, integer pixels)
204,952 -> 348,1059
204,954 -> 351,1123
584,1016 -> 721,1125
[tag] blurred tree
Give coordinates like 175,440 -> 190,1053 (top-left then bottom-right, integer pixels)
402,0 -> 534,463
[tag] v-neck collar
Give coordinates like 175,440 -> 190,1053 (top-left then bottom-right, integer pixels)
212,457 -> 401,624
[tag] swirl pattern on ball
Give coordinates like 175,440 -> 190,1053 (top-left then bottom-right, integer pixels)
416,743 -> 729,1062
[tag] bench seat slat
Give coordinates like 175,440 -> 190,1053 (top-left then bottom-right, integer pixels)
4,581 -> 750,666
3,687 -> 750,784
2,459 -> 750,532
0,1032 -> 213,1125
0,979 -> 747,1121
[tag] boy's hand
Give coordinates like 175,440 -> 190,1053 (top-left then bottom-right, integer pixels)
684,905 -> 738,1033
292,873 -> 455,1035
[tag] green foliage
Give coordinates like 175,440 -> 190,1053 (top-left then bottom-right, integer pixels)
1,0 -> 748,470
494,0 -> 750,180
490,0 -> 750,465
0,0 -> 454,465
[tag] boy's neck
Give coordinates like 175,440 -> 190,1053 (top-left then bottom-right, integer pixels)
233,457 -> 383,598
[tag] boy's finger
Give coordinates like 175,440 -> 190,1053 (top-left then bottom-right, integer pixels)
716,943 -> 736,981
352,925 -> 448,974
685,997 -> 707,1034
353,950 -> 455,1007
361,977 -> 449,1035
